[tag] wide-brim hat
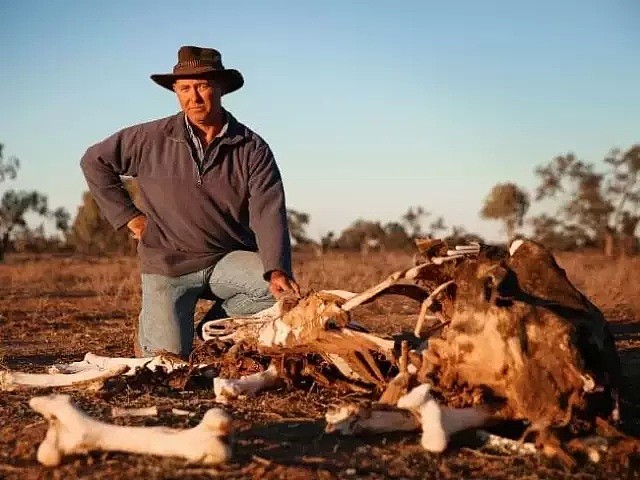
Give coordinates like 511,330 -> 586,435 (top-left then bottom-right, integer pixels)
150,45 -> 244,95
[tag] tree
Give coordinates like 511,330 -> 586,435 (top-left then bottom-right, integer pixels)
67,180 -> 139,255
605,145 -> 640,226
427,216 -> 447,238
320,231 -> 335,251
480,182 -> 530,242
532,152 -> 617,250
52,207 -> 71,232
604,145 -> 640,255
286,209 -> 311,245
0,191 -> 48,260
335,219 -> 386,250
444,225 -> 485,245
401,206 -> 428,239
0,144 -> 19,182
383,221 -> 412,249
530,213 -> 588,251
0,143 -> 69,261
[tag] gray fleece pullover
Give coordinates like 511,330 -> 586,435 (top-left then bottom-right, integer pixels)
80,110 -> 292,279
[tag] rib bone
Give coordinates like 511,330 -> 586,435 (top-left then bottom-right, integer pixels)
29,394 -> 231,466
340,263 -> 431,312
413,280 -> 454,338
0,365 -> 129,391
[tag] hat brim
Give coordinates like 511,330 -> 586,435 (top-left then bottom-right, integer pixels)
150,68 -> 244,95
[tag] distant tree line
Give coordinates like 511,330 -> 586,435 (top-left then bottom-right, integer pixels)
479,145 -> 639,255
1,141 -> 638,261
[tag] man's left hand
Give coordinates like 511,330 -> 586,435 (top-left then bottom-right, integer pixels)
268,270 -> 301,299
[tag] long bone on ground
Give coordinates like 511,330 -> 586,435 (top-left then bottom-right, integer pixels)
0,352 -> 192,392
325,384 -> 492,453
213,363 -> 282,404
0,365 -> 129,391
49,352 -> 190,376
29,394 -> 232,466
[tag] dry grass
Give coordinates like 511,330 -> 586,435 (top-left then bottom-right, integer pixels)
1,250 -> 639,479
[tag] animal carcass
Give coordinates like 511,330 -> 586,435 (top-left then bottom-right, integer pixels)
419,239 -> 622,461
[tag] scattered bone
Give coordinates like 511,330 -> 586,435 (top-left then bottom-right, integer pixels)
475,429 -> 537,455
50,352 -> 189,376
414,386 -> 492,453
9,238 -> 621,466
399,384 -> 491,453
213,364 -> 281,404
29,394 -> 231,466
325,404 -> 420,435
327,384 -> 491,454
508,238 -> 524,256
455,243 -> 481,252
111,406 -> 194,418
379,341 -> 413,405
567,435 -> 614,464
0,365 -> 129,391
413,280 -> 454,338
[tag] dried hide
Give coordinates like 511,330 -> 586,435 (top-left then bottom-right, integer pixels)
423,239 -> 622,446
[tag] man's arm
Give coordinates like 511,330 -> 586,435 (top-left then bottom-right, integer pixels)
80,126 -> 144,230
247,143 -> 294,284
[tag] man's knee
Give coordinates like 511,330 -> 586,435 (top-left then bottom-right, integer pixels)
209,250 -> 272,300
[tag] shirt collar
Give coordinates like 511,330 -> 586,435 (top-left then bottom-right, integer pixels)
184,111 -> 230,156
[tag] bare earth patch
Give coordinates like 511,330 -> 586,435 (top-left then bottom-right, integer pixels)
1,250 -> 639,479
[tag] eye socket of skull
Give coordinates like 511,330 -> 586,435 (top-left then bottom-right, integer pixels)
481,263 -> 516,303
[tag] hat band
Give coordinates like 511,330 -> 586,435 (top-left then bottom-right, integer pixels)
174,59 -> 222,73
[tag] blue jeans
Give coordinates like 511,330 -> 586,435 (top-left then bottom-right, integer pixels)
137,251 -> 275,358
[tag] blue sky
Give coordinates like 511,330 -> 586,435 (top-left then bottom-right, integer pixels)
1,0 -> 638,241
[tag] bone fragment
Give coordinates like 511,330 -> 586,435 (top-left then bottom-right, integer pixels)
328,384 -> 491,453
0,365 -> 129,391
317,290 -> 358,300
397,384 -> 491,452
326,354 -> 366,383
111,406 -> 194,418
475,429 -> 537,455
29,394 -> 231,466
455,243 -> 480,252
213,364 -> 281,404
413,280 -> 454,338
415,385 -> 491,452
509,239 -> 524,256
379,341 -> 413,405
325,404 -> 420,435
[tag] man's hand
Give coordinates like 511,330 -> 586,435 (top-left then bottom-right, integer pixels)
127,215 -> 147,240
268,270 -> 301,299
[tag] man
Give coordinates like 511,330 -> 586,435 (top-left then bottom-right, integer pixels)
81,45 -> 300,359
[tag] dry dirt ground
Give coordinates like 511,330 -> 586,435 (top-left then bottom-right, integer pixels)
1,250 -> 640,480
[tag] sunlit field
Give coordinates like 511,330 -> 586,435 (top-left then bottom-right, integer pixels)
1,250 -> 639,479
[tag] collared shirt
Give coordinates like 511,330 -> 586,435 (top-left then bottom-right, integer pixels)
184,113 -> 229,165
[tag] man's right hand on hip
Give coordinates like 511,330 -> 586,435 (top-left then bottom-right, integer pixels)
127,215 -> 147,240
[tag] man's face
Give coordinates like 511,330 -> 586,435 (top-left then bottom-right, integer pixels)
173,78 -> 221,124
